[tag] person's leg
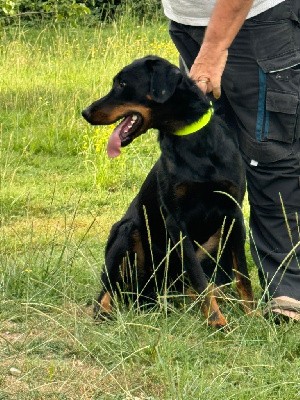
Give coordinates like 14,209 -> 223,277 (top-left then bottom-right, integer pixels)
245,140 -> 300,300
169,21 -> 205,71
222,1 -> 300,315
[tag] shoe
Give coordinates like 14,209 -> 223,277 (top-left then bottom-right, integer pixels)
264,296 -> 300,324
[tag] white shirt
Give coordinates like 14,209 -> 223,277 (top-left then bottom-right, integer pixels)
162,0 -> 285,26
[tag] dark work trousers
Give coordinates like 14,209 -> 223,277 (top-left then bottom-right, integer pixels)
169,0 -> 300,301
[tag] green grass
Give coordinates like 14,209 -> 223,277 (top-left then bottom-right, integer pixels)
1,17 -> 300,400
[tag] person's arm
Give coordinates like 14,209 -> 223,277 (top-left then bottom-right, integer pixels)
190,0 -> 254,98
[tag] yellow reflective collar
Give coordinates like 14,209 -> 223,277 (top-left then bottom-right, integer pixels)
174,105 -> 214,137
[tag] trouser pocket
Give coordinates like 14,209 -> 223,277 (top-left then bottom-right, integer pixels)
257,63 -> 300,143
249,1 -> 300,143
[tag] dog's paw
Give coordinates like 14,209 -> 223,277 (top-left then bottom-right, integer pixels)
207,310 -> 228,329
93,307 -> 113,322
93,299 -> 114,322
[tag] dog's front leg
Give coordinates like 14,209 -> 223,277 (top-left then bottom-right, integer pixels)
94,264 -> 119,320
228,214 -> 255,314
94,220 -> 148,321
165,213 -> 227,328
94,220 -> 134,321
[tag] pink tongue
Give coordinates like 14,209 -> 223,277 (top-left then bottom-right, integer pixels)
107,116 -> 132,158
107,125 -> 122,158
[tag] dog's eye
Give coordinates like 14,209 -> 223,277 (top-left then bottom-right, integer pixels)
119,81 -> 127,88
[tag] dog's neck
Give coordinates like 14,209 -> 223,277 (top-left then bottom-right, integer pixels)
173,103 -> 214,136
153,78 -> 213,136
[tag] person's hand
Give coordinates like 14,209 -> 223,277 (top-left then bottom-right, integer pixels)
190,44 -> 228,99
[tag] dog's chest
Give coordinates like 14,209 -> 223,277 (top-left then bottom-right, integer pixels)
174,182 -> 223,214
173,182 -> 228,242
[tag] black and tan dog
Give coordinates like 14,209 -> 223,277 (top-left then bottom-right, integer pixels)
82,55 -> 254,327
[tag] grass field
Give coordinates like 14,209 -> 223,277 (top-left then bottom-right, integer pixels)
1,15 -> 300,400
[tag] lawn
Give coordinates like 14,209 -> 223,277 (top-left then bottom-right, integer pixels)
0,15 -> 300,400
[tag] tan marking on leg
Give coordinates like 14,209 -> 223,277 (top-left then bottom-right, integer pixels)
232,252 -> 255,314
187,286 -> 227,327
201,286 -> 227,327
186,287 -> 198,302
132,229 -> 145,268
195,229 -> 221,261
100,292 -> 112,313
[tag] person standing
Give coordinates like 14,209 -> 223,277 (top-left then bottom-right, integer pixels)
161,0 -> 300,321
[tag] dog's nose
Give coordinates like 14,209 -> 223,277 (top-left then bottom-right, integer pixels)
81,108 -> 90,121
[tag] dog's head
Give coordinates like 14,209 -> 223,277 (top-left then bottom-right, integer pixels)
82,56 -> 183,158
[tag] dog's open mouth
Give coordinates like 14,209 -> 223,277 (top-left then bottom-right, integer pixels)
107,113 -> 143,158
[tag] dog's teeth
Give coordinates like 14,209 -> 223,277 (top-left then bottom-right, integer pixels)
132,115 -> 138,121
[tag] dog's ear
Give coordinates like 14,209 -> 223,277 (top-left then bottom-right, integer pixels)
148,59 -> 182,103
